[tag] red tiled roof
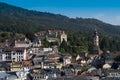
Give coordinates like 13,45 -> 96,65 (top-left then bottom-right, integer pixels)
23,61 -> 32,66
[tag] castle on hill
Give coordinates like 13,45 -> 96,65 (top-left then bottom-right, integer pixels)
35,30 -> 67,43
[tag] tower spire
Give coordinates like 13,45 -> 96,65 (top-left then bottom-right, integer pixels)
94,28 -> 98,37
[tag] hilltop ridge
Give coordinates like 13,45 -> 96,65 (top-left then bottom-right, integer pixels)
0,2 -> 120,36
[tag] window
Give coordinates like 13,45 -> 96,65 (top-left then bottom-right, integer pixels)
12,58 -> 15,61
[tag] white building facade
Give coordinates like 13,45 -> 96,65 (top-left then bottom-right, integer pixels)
0,47 -> 27,62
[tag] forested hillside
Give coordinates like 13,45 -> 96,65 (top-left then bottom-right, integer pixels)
0,2 -> 120,36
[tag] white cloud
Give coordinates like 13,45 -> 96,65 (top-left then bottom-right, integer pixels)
103,15 -> 120,25
92,14 -> 120,25
93,14 -> 105,20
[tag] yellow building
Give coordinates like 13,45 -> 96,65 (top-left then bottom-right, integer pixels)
11,62 -> 22,71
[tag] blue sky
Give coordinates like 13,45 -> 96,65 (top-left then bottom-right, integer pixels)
0,0 -> 120,25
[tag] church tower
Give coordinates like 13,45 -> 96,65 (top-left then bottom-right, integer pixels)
94,30 -> 99,47
60,31 -> 67,43
93,29 -> 100,54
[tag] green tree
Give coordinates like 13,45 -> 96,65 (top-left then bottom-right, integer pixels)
25,32 -> 36,42
100,36 -> 110,51
43,38 -> 50,47
60,39 -> 68,53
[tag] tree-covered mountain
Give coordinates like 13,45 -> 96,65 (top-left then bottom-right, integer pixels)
0,2 -> 120,36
